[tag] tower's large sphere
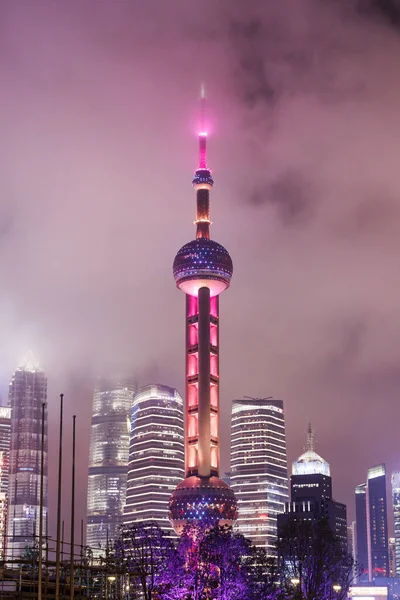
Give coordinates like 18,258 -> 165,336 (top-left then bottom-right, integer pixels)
169,476 -> 238,535
173,238 -> 233,297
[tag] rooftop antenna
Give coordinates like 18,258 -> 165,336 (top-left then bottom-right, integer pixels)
306,422 -> 315,452
243,396 -> 274,401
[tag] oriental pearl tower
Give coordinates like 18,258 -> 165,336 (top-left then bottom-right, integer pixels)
169,89 -> 238,534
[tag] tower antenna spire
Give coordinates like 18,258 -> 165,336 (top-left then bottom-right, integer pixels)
198,84 -> 207,169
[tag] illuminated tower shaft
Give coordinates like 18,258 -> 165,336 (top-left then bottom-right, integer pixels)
186,291 -> 219,478
186,130 -> 219,479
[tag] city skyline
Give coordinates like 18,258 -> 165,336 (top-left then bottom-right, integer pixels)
1,0 -> 400,550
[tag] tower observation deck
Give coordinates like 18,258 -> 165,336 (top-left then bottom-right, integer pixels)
169,91 -> 238,533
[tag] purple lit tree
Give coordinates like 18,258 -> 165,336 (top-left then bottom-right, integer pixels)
115,522 -> 175,600
159,523 -> 263,600
277,519 -> 356,600
246,548 -> 283,600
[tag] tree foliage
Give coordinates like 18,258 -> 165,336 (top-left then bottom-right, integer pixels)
276,518 -> 356,600
114,518 -> 355,600
158,523 -> 279,600
115,522 -> 175,600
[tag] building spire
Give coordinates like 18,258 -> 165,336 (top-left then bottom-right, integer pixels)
18,350 -> 40,372
306,422 -> 315,452
192,85 -> 214,239
198,84 -> 207,169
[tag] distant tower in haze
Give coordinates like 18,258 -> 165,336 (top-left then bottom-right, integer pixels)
6,357 -> 47,560
392,472 -> 400,576
278,424 -> 347,551
169,90 -> 238,532
230,397 -> 288,553
86,380 -> 135,556
356,464 -> 389,582
124,384 -> 184,534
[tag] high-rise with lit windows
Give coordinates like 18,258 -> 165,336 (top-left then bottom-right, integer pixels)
278,425 -> 347,552
355,483 -> 368,582
124,384 -> 184,533
6,358 -> 47,560
230,397 -> 288,553
0,407 -> 11,497
356,464 -> 389,582
392,472 -> 400,576
0,407 -> 11,558
367,464 -> 389,580
86,380 -> 135,556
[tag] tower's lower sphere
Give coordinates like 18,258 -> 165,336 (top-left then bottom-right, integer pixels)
169,476 -> 238,535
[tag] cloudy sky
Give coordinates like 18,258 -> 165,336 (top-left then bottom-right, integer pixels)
1,0 -> 400,539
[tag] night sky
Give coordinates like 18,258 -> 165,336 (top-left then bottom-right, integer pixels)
1,0 -> 400,542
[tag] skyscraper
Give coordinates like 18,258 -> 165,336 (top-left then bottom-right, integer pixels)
348,522 -> 355,559
0,407 -> 11,559
278,425 -> 347,551
86,380 -> 135,556
230,397 -> 288,552
367,465 -> 389,580
355,483 -> 368,582
356,465 -> 389,582
348,521 -> 357,580
169,91 -> 238,532
392,472 -> 400,576
6,359 -> 47,560
124,384 -> 184,533
0,407 -> 11,496
389,538 -> 396,577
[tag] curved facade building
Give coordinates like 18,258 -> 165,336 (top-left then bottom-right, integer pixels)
124,384 -> 184,533
86,381 -> 135,555
230,398 -> 288,553
7,361 -> 48,560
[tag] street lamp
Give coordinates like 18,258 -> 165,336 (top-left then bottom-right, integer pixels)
291,578 -> 300,586
333,584 -> 342,593
107,576 -> 117,600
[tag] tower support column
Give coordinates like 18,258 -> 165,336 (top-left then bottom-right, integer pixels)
197,286 -> 211,478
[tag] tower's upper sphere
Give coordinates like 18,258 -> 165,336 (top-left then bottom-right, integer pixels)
173,238 -> 233,297
169,476 -> 238,535
192,168 -> 214,190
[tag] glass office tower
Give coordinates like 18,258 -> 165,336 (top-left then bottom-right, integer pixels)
124,384 -> 184,534
355,483 -> 368,582
392,472 -> 400,576
0,407 -> 11,558
0,407 -> 11,496
367,465 -> 389,580
356,465 -> 389,582
86,381 -> 135,556
230,397 -> 288,553
7,361 -> 47,560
